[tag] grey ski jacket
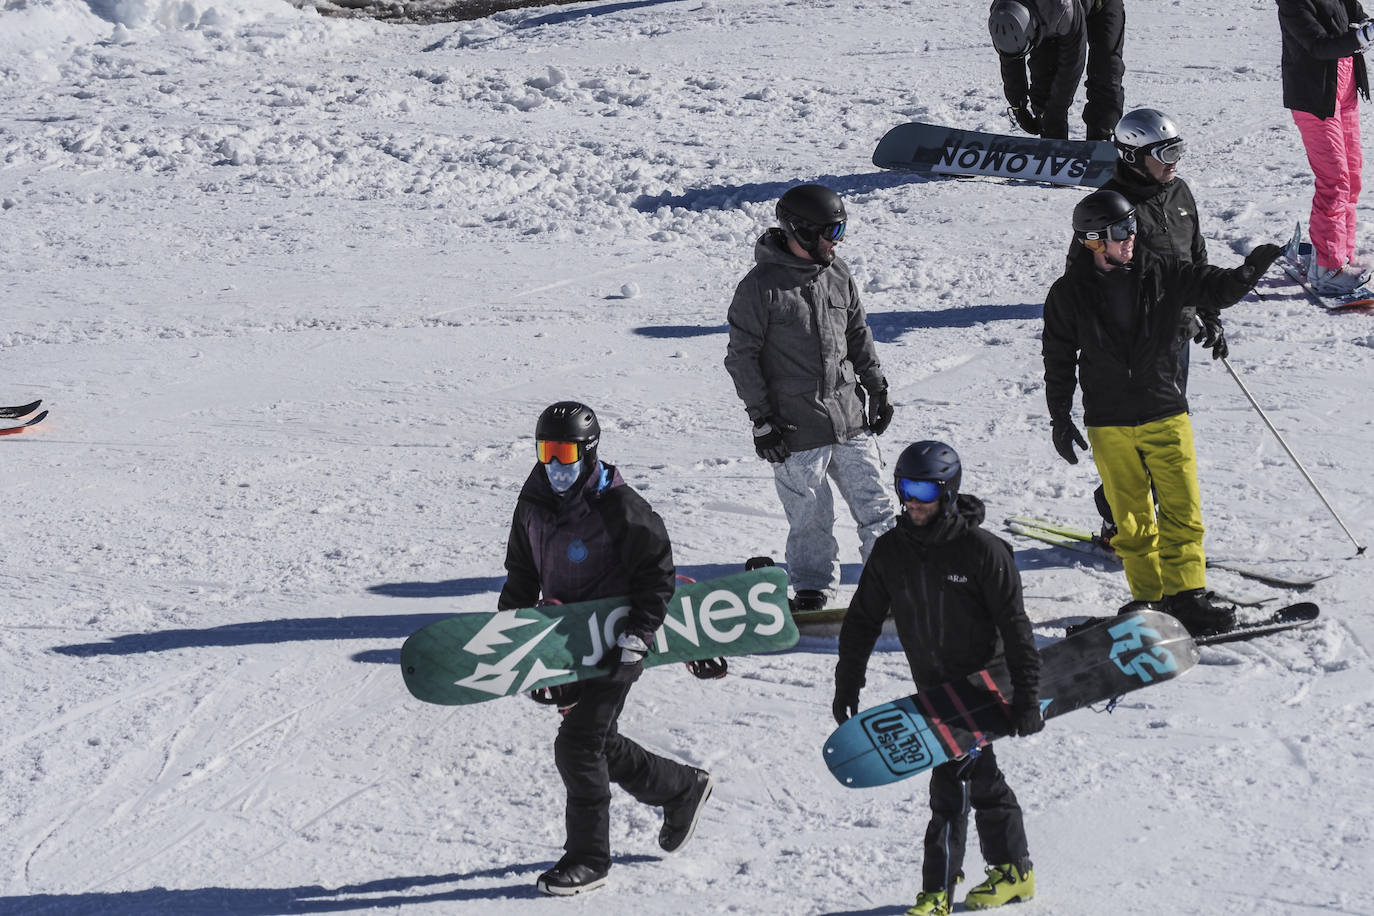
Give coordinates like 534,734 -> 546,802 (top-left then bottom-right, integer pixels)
724,229 -> 885,452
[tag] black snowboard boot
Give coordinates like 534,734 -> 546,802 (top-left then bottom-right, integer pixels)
536,859 -> 608,896
790,589 -> 827,612
659,768 -> 714,852
1164,589 -> 1235,637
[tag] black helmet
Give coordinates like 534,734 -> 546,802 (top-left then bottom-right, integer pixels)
893,440 -> 962,514
989,0 -> 1036,58
776,183 -> 848,264
535,402 -> 600,493
1112,108 -> 1185,168
536,401 -> 600,445
1072,189 -> 1136,243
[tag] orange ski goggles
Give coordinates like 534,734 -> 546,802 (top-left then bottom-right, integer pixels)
536,439 -> 586,465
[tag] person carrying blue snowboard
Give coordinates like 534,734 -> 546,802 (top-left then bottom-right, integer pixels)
833,441 -> 1043,915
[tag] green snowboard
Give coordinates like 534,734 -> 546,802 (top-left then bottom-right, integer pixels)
401,567 -> 799,705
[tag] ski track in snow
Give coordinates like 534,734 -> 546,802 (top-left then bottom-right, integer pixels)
3,0 -> 1374,914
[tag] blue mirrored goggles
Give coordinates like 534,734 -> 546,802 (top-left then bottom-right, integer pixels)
1081,213 -> 1137,243
794,219 -> 847,245
897,478 -> 943,504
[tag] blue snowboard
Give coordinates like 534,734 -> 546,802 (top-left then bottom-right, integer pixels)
823,610 -> 1198,788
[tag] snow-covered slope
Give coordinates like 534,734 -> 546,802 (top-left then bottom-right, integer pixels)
1,1 -> 1371,913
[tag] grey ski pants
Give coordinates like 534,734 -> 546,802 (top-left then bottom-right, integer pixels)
770,432 -> 894,594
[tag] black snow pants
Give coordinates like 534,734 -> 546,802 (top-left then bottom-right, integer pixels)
553,667 -> 695,871
1083,0 -> 1126,140
921,745 -> 1031,893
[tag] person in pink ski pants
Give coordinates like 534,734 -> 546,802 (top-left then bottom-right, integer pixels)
1278,0 -> 1374,292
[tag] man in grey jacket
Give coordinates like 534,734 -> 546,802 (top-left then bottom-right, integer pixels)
724,184 -> 895,611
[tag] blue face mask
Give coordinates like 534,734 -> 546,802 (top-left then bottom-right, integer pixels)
545,459 -> 582,494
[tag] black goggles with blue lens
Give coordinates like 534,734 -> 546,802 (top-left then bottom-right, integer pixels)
897,478 -> 943,504
794,219 -> 847,245
1082,213 -> 1137,243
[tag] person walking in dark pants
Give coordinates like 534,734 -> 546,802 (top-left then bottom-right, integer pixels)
500,401 -> 713,896
833,441 -> 1043,915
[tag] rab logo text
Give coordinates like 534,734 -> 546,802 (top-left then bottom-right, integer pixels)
1106,616 -> 1180,683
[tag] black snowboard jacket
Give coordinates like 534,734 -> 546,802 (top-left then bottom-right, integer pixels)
498,461 -> 675,645
1277,0 -> 1371,118
1042,248 -> 1261,428
835,495 -> 1040,705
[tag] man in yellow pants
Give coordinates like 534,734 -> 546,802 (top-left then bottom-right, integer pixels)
1041,189 -> 1281,635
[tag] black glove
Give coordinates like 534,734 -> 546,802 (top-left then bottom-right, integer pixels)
598,632 -> 649,684
686,657 -> 728,679
752,418 -> 794,463
1193,312 -> 1228,360
1238,243 -> 1282,283
832,678 -> 861,726
1009,104 -> 1041,136
865,382 -> 894,436
1051,417 -> 1088,464
528,683 -> 582,715
1010,695 -> 1045,737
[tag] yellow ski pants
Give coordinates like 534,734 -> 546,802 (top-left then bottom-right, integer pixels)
1086,413 -> 1206,601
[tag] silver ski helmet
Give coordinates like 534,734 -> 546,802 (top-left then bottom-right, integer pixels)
1073,190 -> 1136,246
989,0 -> 1037,58
893,440 -> 962,515
776,183 -> 847,264
1112,108 -> 1186,168
535,401 -> 600,494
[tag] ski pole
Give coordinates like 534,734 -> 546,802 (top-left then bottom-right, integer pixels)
1218,353 -> 1366,555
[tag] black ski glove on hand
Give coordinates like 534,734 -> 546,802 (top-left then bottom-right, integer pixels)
753,418 -> 794,463
1010,695 -> 1045,737
686,657 -> 728,680
1009,104 -> 1041,136
1194,312 -> 1228,360
865,382 -> 894,436
1051,417 -> 1088,464
599,632 -> 649,684
832,678 -> 861,726
1238,243 -> 1282,283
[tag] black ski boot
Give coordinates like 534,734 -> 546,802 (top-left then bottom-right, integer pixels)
659,768 -> 714,852
1164,589 -> 1236,637
536,859 -> 608,896
790,590 -> 827,612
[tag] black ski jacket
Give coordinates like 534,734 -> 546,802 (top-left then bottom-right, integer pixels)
498,461 -> 675,644
1042,248 -> 1259,428
1277,0 -> 1371,118
1065,164 -> 1208,270
835,495 -> 1040,705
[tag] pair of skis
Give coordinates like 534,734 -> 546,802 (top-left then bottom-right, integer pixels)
1007,517 -> 1322,643
0,399 -> 46,436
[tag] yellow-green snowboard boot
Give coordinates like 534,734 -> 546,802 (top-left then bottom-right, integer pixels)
904,888 -> 950,916
964,862 -> 1034,909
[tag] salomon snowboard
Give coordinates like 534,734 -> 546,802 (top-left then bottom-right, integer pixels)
872,121 -> 1116,187
1279,222 -> 1374,311
401,567 -> 799,705
824,610 -> 1198,788
1006,517 -> 1329,589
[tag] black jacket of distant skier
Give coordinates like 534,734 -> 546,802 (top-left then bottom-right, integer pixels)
1277,0 -> 1371,118
1042,247 -> 1259,429
1064,163 -> 1208,271
498,460 -> 674,644
835,495 -> 1040,704
998,0 -> 1086,139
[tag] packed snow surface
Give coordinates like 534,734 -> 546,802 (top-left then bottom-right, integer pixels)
1,1 -> 1372,913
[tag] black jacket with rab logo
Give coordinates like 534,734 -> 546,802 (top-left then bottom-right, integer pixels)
836,495 -> 1040,704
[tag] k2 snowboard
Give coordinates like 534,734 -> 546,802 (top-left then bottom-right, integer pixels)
401,567 -> 799,705
824,609 -> 1198,788
872,121 -> 1117,187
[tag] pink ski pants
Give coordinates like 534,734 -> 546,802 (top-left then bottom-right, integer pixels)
1292,56 -> 1363,271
